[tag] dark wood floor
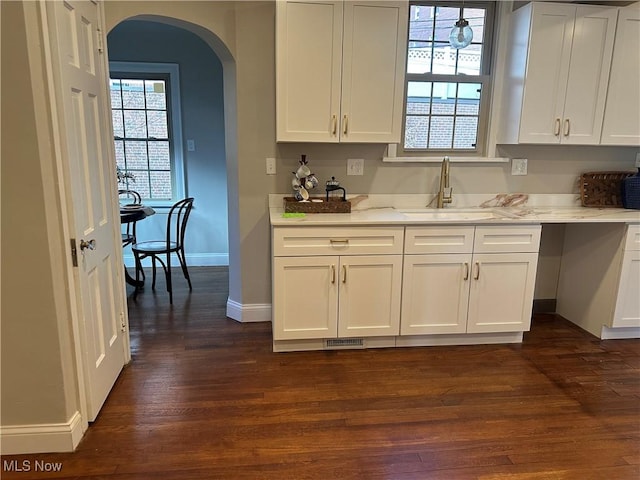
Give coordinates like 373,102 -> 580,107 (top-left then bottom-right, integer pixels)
2,267 -> 639,479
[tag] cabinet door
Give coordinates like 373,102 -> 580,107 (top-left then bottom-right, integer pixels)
467,253 -> 538,333
338,255 -> 402,337
401,254 -> 471,335
612,250 -> 640,328
518,3 -> 575,144
601,5 -> 640,146
340,1 -> 407,143
276,1 -> 343,142
562,6 -> 617,145
273,256 -> 338,340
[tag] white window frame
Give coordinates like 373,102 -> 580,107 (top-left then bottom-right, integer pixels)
109,61 -> 185,206
385,0 -> 509,164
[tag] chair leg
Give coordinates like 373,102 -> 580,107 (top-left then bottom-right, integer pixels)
166,252 -> 173,305
151,256 -> 157,290
177,248 -> 192,290
134,253 -> 143,296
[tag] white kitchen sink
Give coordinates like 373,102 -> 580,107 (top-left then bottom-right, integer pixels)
397,208 -> 505,221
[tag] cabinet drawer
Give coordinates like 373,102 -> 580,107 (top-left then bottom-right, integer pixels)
405,226 -> 474,254
273,226 -> 404,256
624,225 -> 640,251
473,226 -> 541,253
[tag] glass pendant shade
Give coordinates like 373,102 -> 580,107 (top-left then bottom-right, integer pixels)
449,18 -> 473,49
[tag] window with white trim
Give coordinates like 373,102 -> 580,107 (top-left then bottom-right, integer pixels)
404,1 -> 496,154
109,62 -> 185,204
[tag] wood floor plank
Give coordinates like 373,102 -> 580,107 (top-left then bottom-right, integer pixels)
2,268 -> 639,479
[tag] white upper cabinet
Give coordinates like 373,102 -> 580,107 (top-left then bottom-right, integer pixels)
276,1 -> 408,143
499,2 -> 618,145
601,4 -> 640,146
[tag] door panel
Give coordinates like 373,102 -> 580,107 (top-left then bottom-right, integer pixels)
338,255 -> 402,337
401,254 -> 471,335
467,253 -> 538,333
47,0 -> 126,421
613,251 -> 640,328
273,257 -> 338,340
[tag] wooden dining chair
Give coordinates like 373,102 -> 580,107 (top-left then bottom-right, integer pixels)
119,190 -> 142,247
132,197 -> 194,304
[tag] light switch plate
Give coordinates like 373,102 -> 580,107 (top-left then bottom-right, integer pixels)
187,139 -> 195,151
511,158 -> 528,176
347,158 -> 364,176
266,157 -> 276,175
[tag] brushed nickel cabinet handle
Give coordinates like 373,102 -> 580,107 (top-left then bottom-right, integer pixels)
564,118 -> 570,136
554,118 -> 561,136
342,264 -> 347,283
474,262 -> 480,280
343,114 -> 348,135
331,264 -> 336,284
463,262 -> 469,281
330,239 -> 349,245
332,115 -> 337,135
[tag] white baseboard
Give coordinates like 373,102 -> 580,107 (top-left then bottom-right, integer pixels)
226,299 -> 272,323
601,326 -> 640,339
0,411 -> 85,454
123,252 -> 229,268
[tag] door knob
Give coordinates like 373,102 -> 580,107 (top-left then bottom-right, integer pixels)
80,239 -> 96,251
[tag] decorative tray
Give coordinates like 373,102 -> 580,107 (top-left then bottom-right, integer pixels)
283,197 -> 351,214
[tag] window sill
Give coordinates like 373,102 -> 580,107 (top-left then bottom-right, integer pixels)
383,144 -> 509,163
382,155 -> 510,163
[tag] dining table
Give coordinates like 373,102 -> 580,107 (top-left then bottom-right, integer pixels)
120,204 -> 155,287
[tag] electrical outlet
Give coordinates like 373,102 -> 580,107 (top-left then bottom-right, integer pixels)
511,158 -> 528,176
347,158 -> 364,176
266,157 -> 276,175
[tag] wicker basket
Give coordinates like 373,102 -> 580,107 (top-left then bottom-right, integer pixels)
579,171 -> 634,207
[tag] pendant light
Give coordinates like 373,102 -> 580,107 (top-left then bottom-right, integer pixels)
449,1 -> 473,49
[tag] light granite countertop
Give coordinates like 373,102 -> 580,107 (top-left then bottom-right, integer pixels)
269,194 -> 640,226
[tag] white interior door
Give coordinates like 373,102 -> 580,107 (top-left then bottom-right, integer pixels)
46,0 -> 126,421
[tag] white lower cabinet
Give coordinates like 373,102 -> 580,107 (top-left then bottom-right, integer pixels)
272,224 -> 542,350
401,226 -> 541,335
613,249 -> 640,328
272,227 -> 404,341
273,255 -> 402,340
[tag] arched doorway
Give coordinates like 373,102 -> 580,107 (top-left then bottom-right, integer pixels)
106,14 -> 240,309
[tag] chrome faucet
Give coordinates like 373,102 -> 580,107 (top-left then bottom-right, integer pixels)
437,156 -> 453,208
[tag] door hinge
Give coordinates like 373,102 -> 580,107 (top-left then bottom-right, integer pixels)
97,27 -> 104,54
120,312 -> 127,332
70,238 -> 78,267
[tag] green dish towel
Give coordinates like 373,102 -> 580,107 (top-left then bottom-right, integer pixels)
282,212 -> 306,218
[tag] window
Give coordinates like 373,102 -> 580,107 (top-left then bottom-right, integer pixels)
109,62 -> 184,204
404,1 -> 496,154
